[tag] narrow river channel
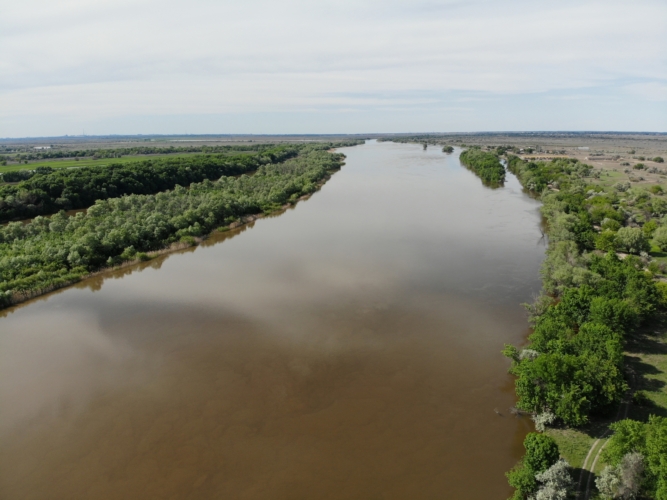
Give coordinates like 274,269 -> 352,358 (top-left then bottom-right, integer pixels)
0,140 -> 545,499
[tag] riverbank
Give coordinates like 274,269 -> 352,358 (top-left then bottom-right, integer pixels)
0,148 -> 345,309
355,139 -> 667,499
0,140 -> 546,499
501,152 -> 667,499
0,170 -> 333,311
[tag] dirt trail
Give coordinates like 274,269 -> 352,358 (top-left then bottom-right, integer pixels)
578,374 -> 634,499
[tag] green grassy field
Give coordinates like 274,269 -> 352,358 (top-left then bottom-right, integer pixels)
0,151 -> 254,175
545,428 -> 596,469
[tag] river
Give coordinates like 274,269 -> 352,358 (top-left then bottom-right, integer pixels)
0,140 -> 545,499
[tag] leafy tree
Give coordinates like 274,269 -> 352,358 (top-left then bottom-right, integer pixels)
654,226 -> 667,251
524,433 -> 560,474
603,417 -> 667,499
507,433 -> 560,499
615,227 -> 650,254
532,459 -> 574,500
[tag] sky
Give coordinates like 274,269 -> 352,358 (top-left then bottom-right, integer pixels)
1,0 -> 666,137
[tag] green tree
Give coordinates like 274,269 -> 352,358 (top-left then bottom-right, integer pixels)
507,433 -> 560,499
616,227 -> 650,254
596,230 -> 618,252
653,226 -> 667,251
524,433 -> 560,474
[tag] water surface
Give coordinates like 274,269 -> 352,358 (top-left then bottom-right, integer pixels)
0,141 -> 544,499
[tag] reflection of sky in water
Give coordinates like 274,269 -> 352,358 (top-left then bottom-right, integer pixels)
0,141 -> 545,500
67,140 -> 543,314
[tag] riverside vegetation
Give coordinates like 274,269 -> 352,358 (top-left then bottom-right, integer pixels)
0,146 -> 304,222
362,139 -> 667,498
0,144 -> 353,308
494,153 -> 667,499
459,147 -> 506,186
0,143 -> 291,165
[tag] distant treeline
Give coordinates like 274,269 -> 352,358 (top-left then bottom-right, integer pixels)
459,148 -> 506,185
2,143 -> 296,162
0,146 -> 346,308
0,142 -> 361,223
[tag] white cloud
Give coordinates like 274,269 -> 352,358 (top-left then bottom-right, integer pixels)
1,0 -> 666,135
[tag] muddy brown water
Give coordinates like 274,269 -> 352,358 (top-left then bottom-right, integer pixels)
0,141 -> 544,499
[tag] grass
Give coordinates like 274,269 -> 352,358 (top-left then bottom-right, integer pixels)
625,313 -> 667,421
0,151 -> 255,175
545,428 -> 595,468
650,250 -> 667,265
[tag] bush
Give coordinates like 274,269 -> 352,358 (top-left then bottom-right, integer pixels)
654,157 -> 665,163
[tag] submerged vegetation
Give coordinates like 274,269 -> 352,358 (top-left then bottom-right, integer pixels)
459,148 -> 506,186
0,145 -> 347,308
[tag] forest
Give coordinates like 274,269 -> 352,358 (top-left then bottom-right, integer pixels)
0,142 -> 299,162
0,143 -> 361,223
0,145 -> 346,308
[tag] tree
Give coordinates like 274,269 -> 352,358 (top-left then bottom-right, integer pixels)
524,433 -> 560,474
596,452 -> 644,499
597,465 -> 622,499
531,459 -> 574,500
596,230 -> 618,252
615,227 -> 650,254
507,433 -> 561,499
653,226 -> 667,251
533,411 -> 557,432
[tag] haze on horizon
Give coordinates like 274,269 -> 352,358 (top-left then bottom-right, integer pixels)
1,0 -> 666,138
